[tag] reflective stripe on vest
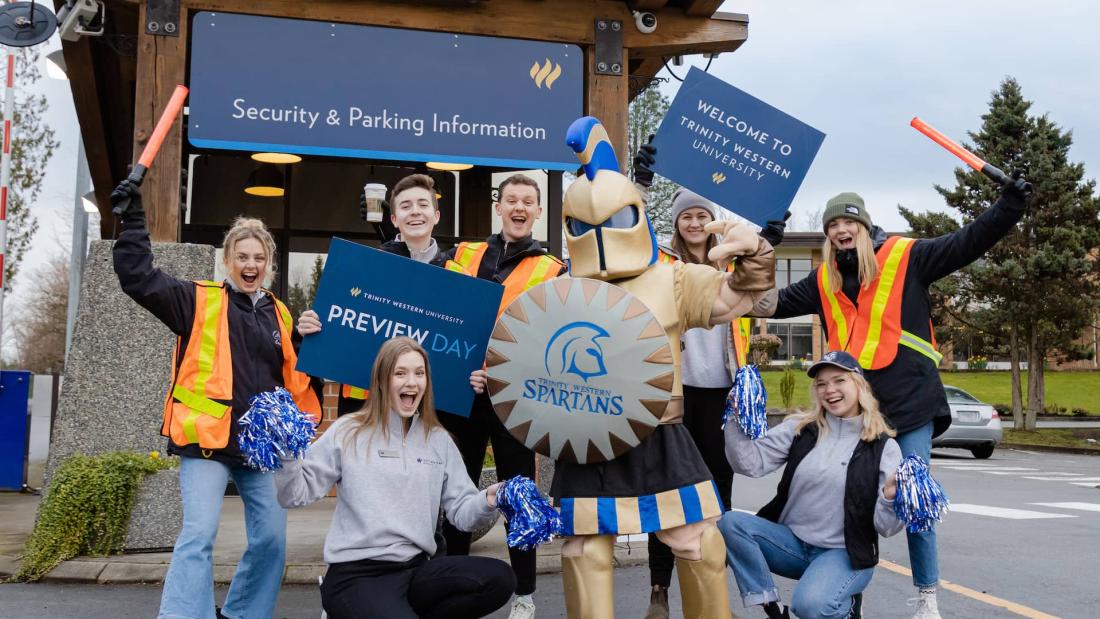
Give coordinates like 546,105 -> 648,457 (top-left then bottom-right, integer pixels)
162,282 -> 321,449
817,237 -> 940,369
342,384 -> 369,400
449,242 -> 562,315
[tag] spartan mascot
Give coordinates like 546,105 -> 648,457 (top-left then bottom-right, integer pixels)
551,117 -> 776,618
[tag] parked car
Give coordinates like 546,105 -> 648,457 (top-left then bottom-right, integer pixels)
933,385 -> 1003,458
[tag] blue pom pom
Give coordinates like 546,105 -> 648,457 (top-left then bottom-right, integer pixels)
893,455 -> 949,533
238,387 -> 317,472
722,364 -> 768,439
496,476 -> 563,550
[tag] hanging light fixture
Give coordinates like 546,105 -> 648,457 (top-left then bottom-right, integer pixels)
426,161 -> 473,171
244,164 -> 285,197
251,152 -> 302,164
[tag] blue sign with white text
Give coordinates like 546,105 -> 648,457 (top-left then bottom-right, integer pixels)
188,12 -> 583,170
650,67 -> 826,226
296,239 -> 504,417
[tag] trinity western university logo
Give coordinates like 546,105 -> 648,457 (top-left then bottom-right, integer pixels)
529,58 -> 563,89
712,172 -> 727,184
485,278 -> 673,464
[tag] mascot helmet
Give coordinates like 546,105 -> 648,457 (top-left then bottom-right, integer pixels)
563,117 -> 658,280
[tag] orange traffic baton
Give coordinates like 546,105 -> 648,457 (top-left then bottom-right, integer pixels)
911,117 -> 1019,187
113,85 -> 189,215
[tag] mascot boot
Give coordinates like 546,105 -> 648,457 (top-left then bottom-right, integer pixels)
561,535 -> 615,619
675,525 -> 738,619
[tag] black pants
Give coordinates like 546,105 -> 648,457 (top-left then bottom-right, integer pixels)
320,554 -> 515,619
649,385 -> 734,588
439,392 -> 538,595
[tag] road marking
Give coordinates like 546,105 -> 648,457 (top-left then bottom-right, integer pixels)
1072,482 -> 1100,488
949,503 -> 1077,519
941,466 -> 1037,472
1031,502 -> 1100,512
1023,476 -> 1100,481
879,560 -> 1060,619
975,470 -> 1040,475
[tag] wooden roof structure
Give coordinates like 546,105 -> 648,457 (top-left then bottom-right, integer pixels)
53,0 -> 748,241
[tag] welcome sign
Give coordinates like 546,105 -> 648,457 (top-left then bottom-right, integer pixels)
188,12 -> 583,170
296,239 -> 503,416
650,67 -> 826,226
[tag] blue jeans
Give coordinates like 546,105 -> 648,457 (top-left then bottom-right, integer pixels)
717,511 -> 873,619
159,456 -> 287,619
894,421 -> 939,588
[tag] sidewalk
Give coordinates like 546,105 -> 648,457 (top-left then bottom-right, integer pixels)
0,493 -> 650,585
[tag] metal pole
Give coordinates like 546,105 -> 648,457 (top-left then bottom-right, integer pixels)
65,141 -> 91,360
0,48 -> 15,367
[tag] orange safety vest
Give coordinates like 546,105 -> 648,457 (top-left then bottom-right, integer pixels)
445,242 -> 563,315
341,384 -> 369,400
657,248 -> 752,368
817,236 -> 943,370
161,281 -> 321,449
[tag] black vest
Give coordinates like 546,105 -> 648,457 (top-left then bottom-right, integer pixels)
756,424 -> 889,569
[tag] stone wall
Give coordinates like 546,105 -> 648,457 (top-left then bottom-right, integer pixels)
46,240 -> 215,550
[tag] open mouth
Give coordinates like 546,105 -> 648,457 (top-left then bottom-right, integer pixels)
825,395 -> 844,406
399,392 -> 418,408
836,236 -> 855,249
241,273 -> 258,285
509,215 -> 528,227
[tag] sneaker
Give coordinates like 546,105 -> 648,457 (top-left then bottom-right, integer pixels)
908,590 -> 942,619
762,602 -> 791,619
508,594 -> 536,619
849,593 -> 863,618
643,585 -> 669,619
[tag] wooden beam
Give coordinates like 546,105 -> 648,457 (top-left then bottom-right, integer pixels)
628,56 -> 666,100
132,2 -> 187,241
683,0 -> 724,17
625,11 -> 747,58
632,0 -> 670,9
586,46 -> 629,172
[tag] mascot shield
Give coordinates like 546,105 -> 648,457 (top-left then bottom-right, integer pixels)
485,278 -> 672,464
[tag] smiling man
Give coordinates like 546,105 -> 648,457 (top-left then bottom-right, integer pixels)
439,173 -> 566,619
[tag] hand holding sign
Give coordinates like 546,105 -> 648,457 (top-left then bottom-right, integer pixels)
650,67 -> 825,227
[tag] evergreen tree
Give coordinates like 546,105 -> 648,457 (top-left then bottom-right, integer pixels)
628,86 -> 676,238
285,255 -> 325,320
934,78 -> 1100,430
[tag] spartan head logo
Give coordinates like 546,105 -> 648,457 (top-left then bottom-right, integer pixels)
544,322 -> 610,383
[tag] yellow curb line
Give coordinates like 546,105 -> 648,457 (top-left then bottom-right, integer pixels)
878,559 -> 1060,619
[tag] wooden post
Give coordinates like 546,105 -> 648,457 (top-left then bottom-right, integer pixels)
585,45 -> 629,171
132,3 -> 188,242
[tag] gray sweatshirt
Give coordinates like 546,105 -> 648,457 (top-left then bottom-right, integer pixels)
274,411 -> 496,564
725,415 -> 905,548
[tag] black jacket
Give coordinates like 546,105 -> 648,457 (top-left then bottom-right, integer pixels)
757,424 -> 889,569
775,196 -> 1026,436
379,239 -> 447,266
113,214 -> 320,465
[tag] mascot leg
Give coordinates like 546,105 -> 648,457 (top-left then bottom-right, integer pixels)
561,535 -> 615,619
656,519 -> 737,619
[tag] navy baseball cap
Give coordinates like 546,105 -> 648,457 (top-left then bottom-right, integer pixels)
807,351 -> 863,377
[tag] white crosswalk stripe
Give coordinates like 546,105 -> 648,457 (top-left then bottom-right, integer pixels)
1030,502 -> 1100,512
949,504 -> 1078,520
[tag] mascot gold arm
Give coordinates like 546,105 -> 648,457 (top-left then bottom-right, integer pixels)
557,117 -> 776,619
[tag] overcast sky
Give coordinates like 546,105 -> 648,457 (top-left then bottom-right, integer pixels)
6,0 -> 1099,342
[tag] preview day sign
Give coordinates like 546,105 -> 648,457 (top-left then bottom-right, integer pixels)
650,67 -> 826,226
296,239 -> 503,417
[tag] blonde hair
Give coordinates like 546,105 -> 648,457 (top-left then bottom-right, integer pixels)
222,216 -> 278,282
342,337 -> 441,454
788,370 -> 896,442
821,224 -> 879,293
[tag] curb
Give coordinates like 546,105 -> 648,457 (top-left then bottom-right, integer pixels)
1,546 -> 652,586
1000,443 -> 1100,457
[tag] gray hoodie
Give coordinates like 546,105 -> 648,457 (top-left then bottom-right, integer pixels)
275,411 -> 496,564
725,414 -> 905,548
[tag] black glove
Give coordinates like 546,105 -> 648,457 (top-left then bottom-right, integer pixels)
110,178 -> 145,225
1000,170 -> 1033,211
359,192 -> 398,241
632,135 -> 657,188
760,210 -> 791,247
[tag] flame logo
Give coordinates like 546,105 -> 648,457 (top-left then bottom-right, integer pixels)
712,172 -> 727,184
529,59 -> 563,89
350,287 -> 361,297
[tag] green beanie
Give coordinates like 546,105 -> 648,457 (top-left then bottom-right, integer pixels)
822,192 -> 872,232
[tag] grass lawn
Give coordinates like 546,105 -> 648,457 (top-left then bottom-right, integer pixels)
760,368 -> 1100,415
1002,428 -> 1100,451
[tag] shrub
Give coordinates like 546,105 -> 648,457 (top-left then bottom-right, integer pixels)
10,451 -> 176,582
749,334 -> 783,366
779,366 -> 797,411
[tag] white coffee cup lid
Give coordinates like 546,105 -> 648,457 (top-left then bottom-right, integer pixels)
363,183 -> 387,199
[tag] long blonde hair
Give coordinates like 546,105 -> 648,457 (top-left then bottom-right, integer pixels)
788,370 -> 896,442
342,337 -> 441,453
821,224 -> 878,293
222,216 -> 278,283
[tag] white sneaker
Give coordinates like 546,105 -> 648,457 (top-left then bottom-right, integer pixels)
908,590 -> 942,619
508,594 -> 536,619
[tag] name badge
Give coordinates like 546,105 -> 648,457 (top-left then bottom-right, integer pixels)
378,449 -> 401,459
